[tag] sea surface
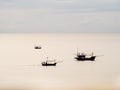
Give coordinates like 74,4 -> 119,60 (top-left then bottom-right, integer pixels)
0,33 -> 120,90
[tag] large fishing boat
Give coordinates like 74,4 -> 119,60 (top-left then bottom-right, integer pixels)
75,52 -> 96,61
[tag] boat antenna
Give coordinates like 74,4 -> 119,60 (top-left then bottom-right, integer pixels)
91,52 -> 93,56
77,47 -> 79,55
46,57 -> 48,62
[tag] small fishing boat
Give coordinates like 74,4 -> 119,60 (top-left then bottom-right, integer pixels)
41,57 -> 62,66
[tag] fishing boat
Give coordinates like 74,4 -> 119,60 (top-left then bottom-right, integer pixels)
75,52 -> 96,61
41,57 -> 62,66
34,45 -> 42,49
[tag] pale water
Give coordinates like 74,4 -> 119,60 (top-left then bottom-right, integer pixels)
0,33 -> 120,90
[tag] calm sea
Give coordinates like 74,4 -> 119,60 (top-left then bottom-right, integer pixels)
0,33 -> 120,90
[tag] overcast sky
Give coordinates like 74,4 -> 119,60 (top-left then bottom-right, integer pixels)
0,0 -> 120,33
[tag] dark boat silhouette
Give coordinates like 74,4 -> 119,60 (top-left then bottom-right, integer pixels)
75,52 -> 96,61
41,57 -> 62,66
41,61 -> 57,66
34,45 -> 42,49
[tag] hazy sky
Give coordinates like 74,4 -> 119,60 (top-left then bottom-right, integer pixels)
0,0 -> 120,33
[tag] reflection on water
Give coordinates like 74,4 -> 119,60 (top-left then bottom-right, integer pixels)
0,33 -> 120,90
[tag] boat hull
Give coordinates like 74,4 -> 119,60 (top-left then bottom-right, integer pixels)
75,56 -> 96,61
42,63 -> 56,66
34,47 -> 41,49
